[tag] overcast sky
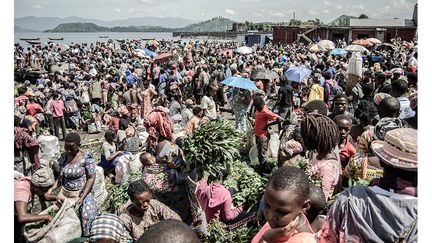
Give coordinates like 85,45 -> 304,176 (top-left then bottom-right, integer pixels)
15,0 -> 417,23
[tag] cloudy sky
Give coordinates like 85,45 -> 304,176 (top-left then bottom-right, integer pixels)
15,0 -> 417,23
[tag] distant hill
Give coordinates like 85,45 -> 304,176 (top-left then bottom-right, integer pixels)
45,17 -> 235,33
181,16 -> 234,32
15,16 -> 102,32
45,22 -> 175,33
46,23 -> 110,32
15,16 -> 196,32
14,25 -> 39,33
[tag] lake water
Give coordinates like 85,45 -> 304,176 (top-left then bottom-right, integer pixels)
14,32 -> 236,47
14,32 -> 178,46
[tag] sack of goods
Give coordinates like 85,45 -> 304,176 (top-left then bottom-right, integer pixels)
93,166 -> 108,207
37,135 -> 60,161
23,198 -> 82,243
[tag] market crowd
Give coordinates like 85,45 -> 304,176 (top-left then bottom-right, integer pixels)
14,35 -> 418,243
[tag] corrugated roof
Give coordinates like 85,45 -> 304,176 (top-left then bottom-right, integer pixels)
350,18 -> 414,27
328,15 -> 357,26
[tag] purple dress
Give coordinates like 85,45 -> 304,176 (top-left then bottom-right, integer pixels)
59,151 -> 100,236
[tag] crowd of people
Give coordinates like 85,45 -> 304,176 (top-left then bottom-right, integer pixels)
14,35 -> 418,243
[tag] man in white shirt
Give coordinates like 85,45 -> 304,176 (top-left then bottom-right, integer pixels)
201,87 -> 217,120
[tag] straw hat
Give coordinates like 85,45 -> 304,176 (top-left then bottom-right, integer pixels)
371,128 -> 417,171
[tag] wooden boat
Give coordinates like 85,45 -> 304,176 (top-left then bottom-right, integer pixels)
25,40 -> 42,45
48,37 -> 64,40
19,37 -> 40,41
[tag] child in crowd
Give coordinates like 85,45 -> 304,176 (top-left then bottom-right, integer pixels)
333,114 -> 356,171
252,166 -> 315,243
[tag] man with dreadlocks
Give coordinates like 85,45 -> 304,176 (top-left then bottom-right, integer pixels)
301,113 -> 341,200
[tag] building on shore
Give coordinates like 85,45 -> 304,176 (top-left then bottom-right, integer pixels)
272,4 -> 417,44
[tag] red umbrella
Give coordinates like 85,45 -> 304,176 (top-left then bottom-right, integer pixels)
352,39 -> 373,47
153,52 -> 172,63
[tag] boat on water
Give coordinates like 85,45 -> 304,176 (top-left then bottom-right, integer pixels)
25,40 -> 42,45
99,35 -> 109,38
48,37 -> 64,40
19,37 -> 40,41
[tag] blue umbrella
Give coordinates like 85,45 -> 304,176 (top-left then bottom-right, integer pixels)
330,48 -> 347,56
143,48 -> 158,58
221,77 -> 258,91
284,66 -> 312,83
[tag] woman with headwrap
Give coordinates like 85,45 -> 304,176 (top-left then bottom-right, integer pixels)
143,106 -> 174,154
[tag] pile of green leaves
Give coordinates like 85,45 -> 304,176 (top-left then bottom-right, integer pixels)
205,220 -> 259,243
183,118 -> 242,180
103,171 -> 144,213
296,157 -> 323,188
25,208 -> 57,230
224,160 -> 267,207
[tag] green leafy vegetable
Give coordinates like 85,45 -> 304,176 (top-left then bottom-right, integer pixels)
223,160 -> 267,207
183,118 -> 242,180
103,171 -> 144,213
25,208 -> 57,230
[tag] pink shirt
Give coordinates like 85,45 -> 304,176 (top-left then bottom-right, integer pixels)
196,180 -> 243,223
309,158 -> 340,200
51,99 -> 65,117
252,222 -> 317,243
14,177 -> 32,203
16,95 -> 29,106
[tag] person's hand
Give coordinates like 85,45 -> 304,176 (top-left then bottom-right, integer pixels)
56,196 -> 65,205
43,214 -> 54,222
75,197 -> 84,208
260,216 -> 300,243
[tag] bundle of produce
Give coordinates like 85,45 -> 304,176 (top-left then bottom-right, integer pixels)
183,118 -> 242,180
25,208 -> 57,230
103,171 -> 144,213
296,156 -> 323,188
223,160 -> 267,207
205,220 -> 259,243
